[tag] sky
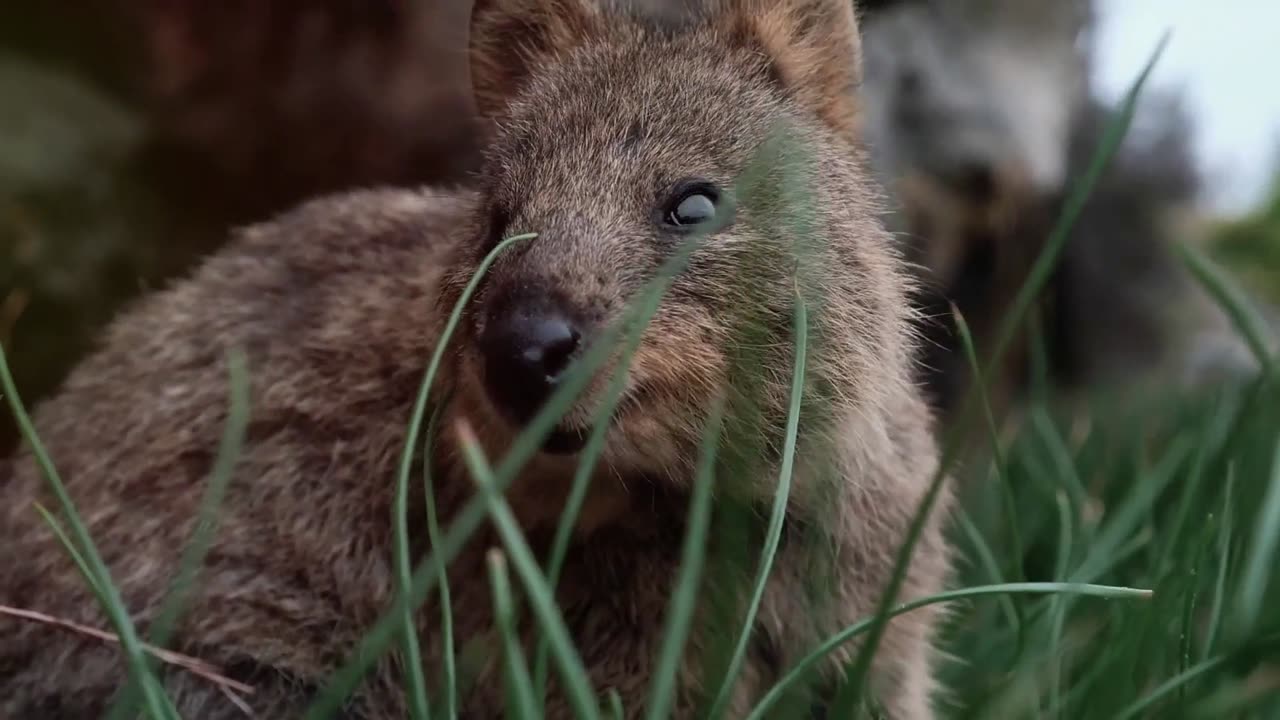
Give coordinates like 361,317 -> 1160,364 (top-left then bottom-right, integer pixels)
1093,0 -> 1280,216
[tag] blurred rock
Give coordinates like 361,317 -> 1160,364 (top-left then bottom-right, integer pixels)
858,0 -> 1275,425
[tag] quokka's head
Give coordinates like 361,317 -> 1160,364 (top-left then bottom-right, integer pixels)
442,0 -> 922,485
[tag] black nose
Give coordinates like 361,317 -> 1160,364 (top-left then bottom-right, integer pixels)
479,299 -> 583,423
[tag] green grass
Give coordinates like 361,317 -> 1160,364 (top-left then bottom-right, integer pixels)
3,29 -> 1280,720
390,230 -> 537,720
1209,172 -> 1280,307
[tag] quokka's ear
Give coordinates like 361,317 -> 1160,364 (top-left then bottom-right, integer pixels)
717,0 -> 865,141
469,0 -> 606,119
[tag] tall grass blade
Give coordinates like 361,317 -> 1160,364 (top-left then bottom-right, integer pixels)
1175,241 -> 1275,376
645,400 -> 727,720
1236,438 -> 1280,631
1047,491 -> 1075,717
704,294 -> 808,719
110,349 -> 251,720
531,408 -> 611,704
984,31 -> 1170,375
531,243 -> 703,700
35,506 -> 187,720
1,338 -> 173,718
423,400 -> 457,718
749,583 -> 1152,720
608,689 -> 624,719
1114,655 -> 1232,720
1203,466 -> 1236,659
955,509 -> 1020,631
825,430 -> 953,716
147,349 -> 251,648
487,549 -> 540,720
398,232 -> 536,720
951,305 -> 1022,583
456,425 -> 603,720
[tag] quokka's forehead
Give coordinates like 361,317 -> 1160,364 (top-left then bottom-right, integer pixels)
511,34 -> 782,130
490,37 -> 785,184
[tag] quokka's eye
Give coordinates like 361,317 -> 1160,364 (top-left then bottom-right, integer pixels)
662,182 -> 721,229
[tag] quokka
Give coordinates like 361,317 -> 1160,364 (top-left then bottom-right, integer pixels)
0,0 -> 952,717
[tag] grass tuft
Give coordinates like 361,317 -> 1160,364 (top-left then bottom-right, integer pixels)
457,422 -> 603,720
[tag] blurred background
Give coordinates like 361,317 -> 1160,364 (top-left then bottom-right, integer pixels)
1,0 -> 1277,449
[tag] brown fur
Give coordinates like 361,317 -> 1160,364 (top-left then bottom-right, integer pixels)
0,1 -> 952,717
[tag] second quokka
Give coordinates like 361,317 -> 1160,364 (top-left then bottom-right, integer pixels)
0,0 -> 953,717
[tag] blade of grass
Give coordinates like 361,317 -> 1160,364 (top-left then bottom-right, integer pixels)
1188,664 -> 1280,718
1202,465 -> 1236,659
982,30 -> 1170,379
1027,306 -> 1051,404
531,407 -> 612,705
423,399 -> 458,718
692,122 -> 822,719
109,349 -> 252,720
33,503 -> 105,600
395,231 -> 537,720
704,294 -> 808,720
1175,241 -> 1275,376
1047,491 -> 1075,718
951,306 -> 1023,583
487,549 -> 540,720
30,507 -> 208,717
1159,403 -> 1230,703
825,419 -> 955,715
532,252 -> 708,701
996,456 -> 1175,677
1072,436 -> 1192,583
147,349 -> 251,647
1154,402 -> 1224,578
0,597 -> 257,702
748,582 -> 1153,720
1236,436 -> 1280,632
951,305 -> 1028,671
1114,654 -> 1233,720
1031,410 -> 1088,528
645,399 -> 727,720
456,423 -> 603,720
1177,520 -> 1212,703
607,689 -> 624,719
395,507 -> 430,717
969,528 -> 1155,719
954,509 -> 1020,632
144,676 -> 183,720
1,340 -> 173,718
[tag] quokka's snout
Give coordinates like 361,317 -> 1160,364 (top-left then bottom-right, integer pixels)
461,175 -> 736,456
477,284 -> 592,453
